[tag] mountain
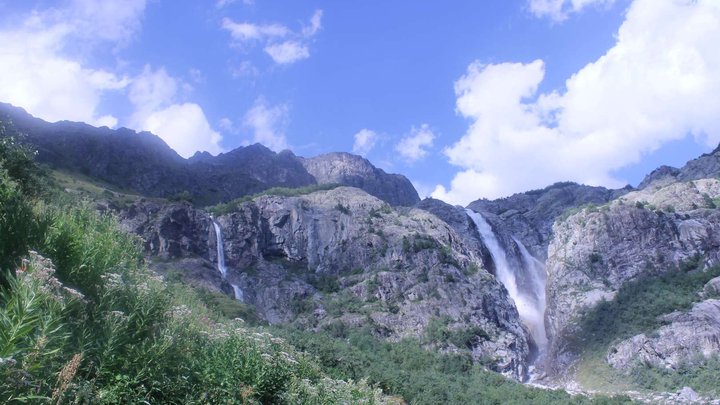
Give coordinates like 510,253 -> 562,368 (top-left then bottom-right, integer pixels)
0,102 -> 419,206
118,187 -> 531,380
7,102 -> 720,401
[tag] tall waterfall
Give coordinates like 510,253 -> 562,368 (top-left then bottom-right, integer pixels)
465,209 -> 547,351
512,236 -> 547,350
211,217 -> 244,302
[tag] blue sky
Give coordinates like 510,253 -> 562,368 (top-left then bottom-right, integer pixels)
0,0 -> 718,204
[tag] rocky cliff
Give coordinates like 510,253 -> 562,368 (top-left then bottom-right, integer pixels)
544,177 -> 720,377
301,152 -> 419,206
467,182 -> 631,260
118,187 -> 532,380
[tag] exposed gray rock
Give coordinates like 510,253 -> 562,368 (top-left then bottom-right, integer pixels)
704,277 -> 720,297
607,299 -> 720,371
544,179 -> 720,375
416,198 -> 493,270
468,182 -> 631,261
116,187 -> 532,380
300,152 -> 419,206
677,146 -> 720,183
637,165 -> 680,190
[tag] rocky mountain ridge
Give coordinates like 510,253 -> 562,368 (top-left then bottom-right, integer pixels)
0,102 -> 419,207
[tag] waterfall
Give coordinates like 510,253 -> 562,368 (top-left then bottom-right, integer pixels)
512,236 -> 548,350
465,209 -> 547,351
211,217 -> 243,302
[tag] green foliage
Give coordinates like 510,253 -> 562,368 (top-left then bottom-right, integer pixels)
572,259 -> 720,395
40,203 -> 143,300
309,273 -> 340,294
209,183 -> 342,215
169,190 -> 193,202
463,263 -> 480,276
335,203 -> 351,215
194,287 -> 262,325
0,185 -> 385,403
402,233 -> 437,254
630,355 -> 720,395
425,316 -> 489,349
0,171 -> 38,285
0,124 -> 45,197
275,327 -> 633,405
570,264 -> 720,353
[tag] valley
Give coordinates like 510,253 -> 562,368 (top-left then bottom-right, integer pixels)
3,105 -> 720,403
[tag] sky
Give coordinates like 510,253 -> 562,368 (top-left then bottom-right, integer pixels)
0,0 -> 718,205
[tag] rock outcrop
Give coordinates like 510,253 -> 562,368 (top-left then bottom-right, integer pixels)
467,182 -> 631,260
544,178 -> 720,374
301,153 -> 419,206
117,187 -> 532,380
607,299 -> 720,371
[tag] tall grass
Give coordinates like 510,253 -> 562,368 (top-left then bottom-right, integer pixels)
0,135 -> 388,403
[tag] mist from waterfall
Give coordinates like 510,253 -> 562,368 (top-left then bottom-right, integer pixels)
465,209 -> 547,351
211,217 -> 243,302
512,236 -> 547,349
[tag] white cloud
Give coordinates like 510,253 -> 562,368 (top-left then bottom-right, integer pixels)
302,10 -> 323,37
433,0 -> 720,205
352,129 -> 378,156
129,66 -> 223,158
222,9 -> 322,66
142,104 -> 222,159
216,0 -> 254,8
221,18 -> 288,43
243,100 -> 289,151
0,1 -> 145,126
264,41 -> 309,64
218,117 -> 235,132
70,0 -> 147,44
395,124 -> 435,163
528,0 -> 616,21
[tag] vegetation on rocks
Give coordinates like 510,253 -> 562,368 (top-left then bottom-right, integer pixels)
571,260 -> 720,395
0,137 -> 387,404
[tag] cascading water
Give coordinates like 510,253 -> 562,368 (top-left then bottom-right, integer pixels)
211,217 -> 243,302
512,236 -> 547,350
465,209 -> 547,352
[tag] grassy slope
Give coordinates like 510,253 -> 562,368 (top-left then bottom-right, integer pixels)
570,262 -> 720,395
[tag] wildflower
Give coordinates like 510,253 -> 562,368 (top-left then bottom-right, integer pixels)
51,353 -> 83,404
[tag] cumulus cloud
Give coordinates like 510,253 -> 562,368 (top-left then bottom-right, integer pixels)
352,129 -> 378,156
129,66 -> 223,158
528,0 -> 616,21
0,1 -> 146,126
433,0 -> 720,205
221,9 -> 322,65
395,124 -> 436,163
243,100 -> 289,151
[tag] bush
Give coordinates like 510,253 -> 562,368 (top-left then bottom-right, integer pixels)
274,327 -> 633,405
0,189 -> 386,403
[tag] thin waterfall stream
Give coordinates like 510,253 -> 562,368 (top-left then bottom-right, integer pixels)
211,217 -> 244,302
465,209 -> 547,354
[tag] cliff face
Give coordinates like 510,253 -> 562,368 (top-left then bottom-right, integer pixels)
0,103 -> 417,207
467,182 -> 631,261
544,178 -> 720,375
118,187 -> 531,380
300,153 -> 419,206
